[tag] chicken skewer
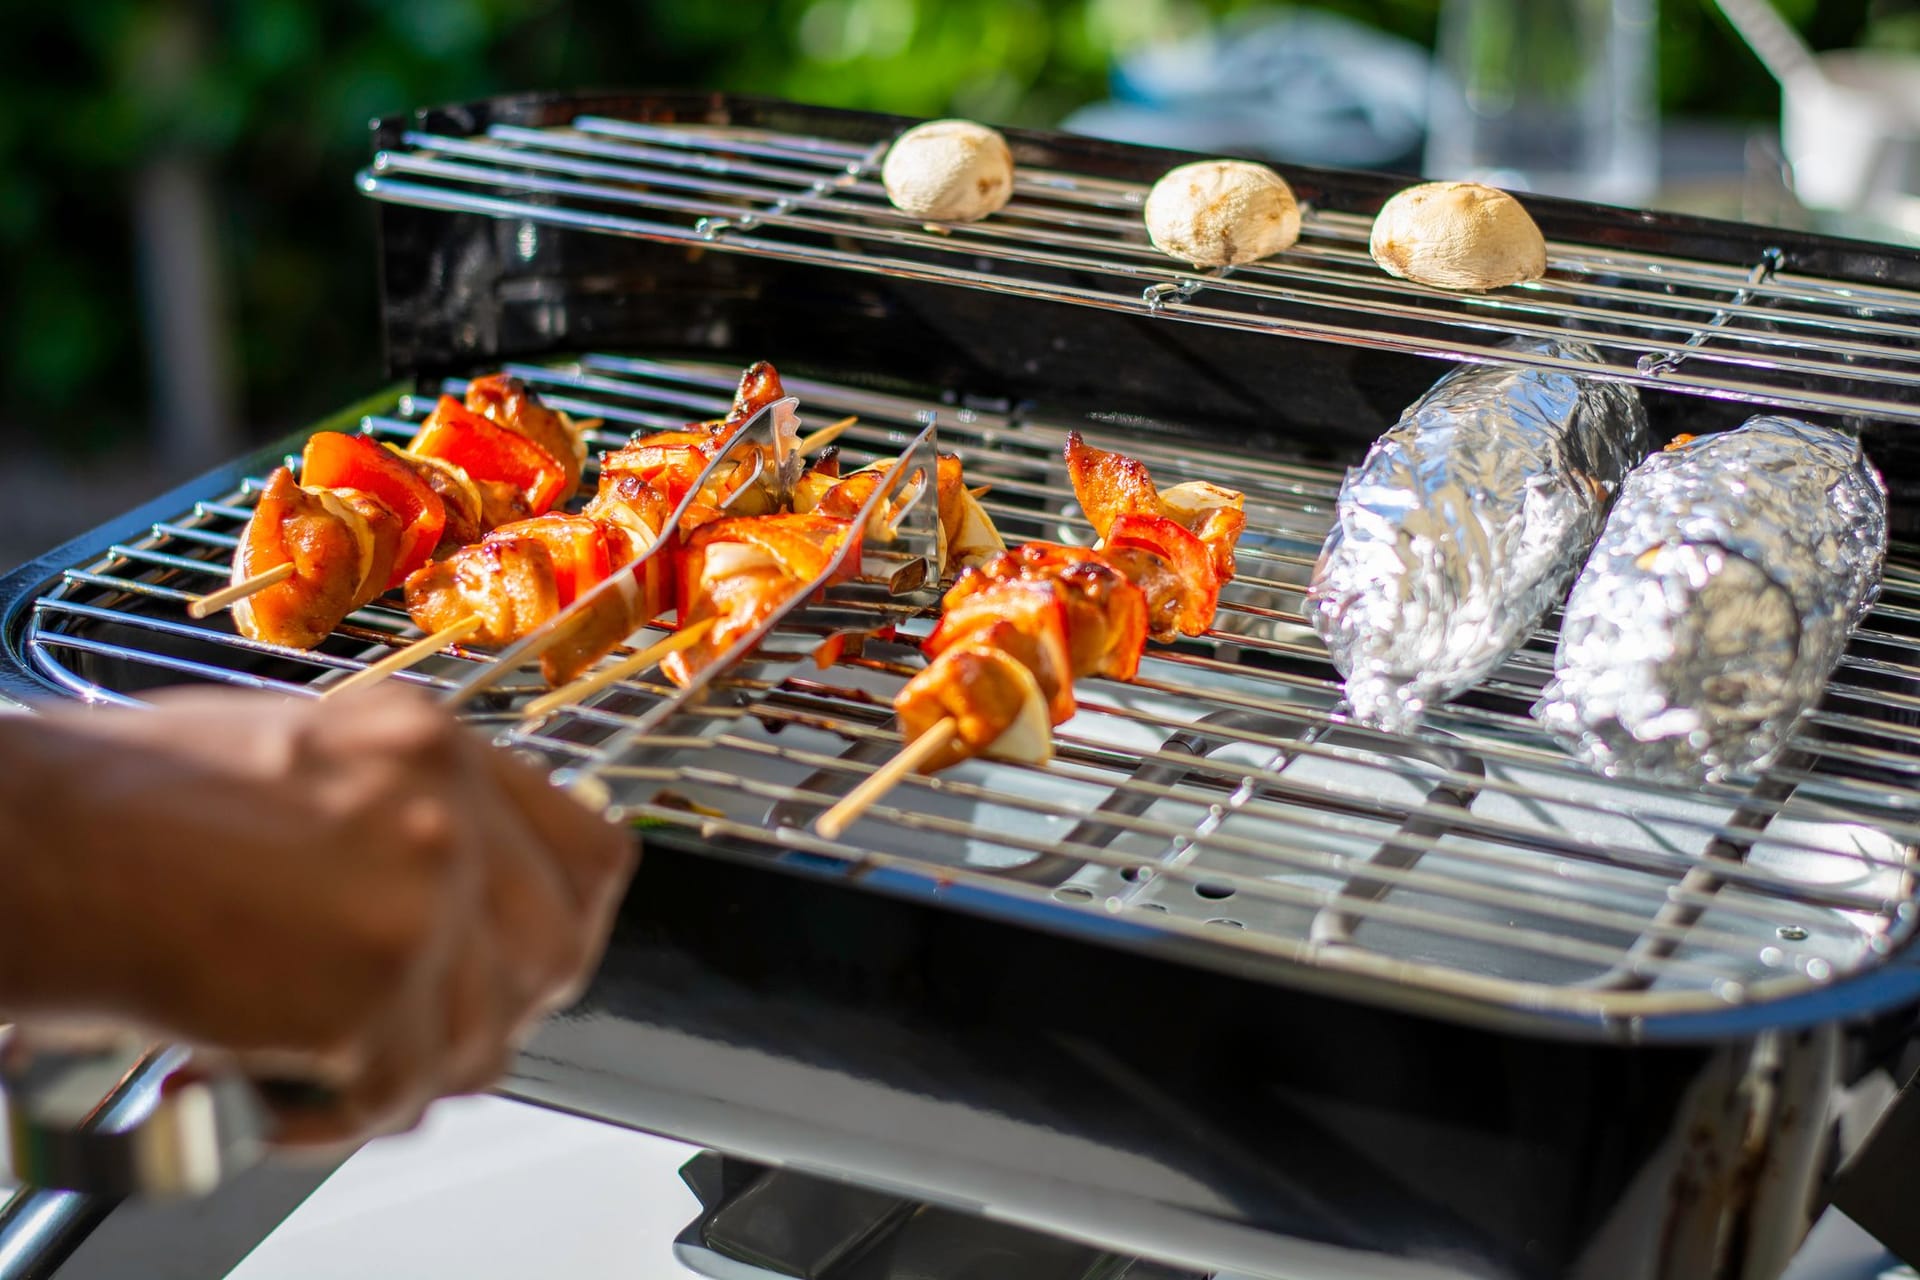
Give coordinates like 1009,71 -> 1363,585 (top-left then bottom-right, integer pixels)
403,372 -> 815,688
815,435 -> 1244,838
221,362 -> 803,697
413,378 -> 976,700
219,372 -> 590,647
529,444 -> 1005,710
220,361 -> 793,646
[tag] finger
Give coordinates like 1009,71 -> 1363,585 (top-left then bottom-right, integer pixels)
442,894 -> 506,1089
446,1034 -> 521,1099
481,762 -> 632,1014
261,1001 -> 441,1149
471,780 -> 589,1014
484,746 -> 636,917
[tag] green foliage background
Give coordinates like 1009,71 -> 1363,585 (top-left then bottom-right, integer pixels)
0,0 -> 1906,457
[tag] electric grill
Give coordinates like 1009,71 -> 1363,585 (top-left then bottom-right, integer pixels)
4,92 -> 1920,1279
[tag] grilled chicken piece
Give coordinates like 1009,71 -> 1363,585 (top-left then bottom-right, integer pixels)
599,431 -> 778,526
465,374 -> 586,505
895,624 -> 1053,773
403,510 -> 671,685
583,471 -> 671,550
232,468 -> 393,648
403,535 -> 561,649
400,500 -> 675,687
598,432 -> 720,512
684,360 -> 788,440
522,517 -> 665,688
600,361 -> 802,528
661,514 -> 853,687
1103,515 -> 1220,638
1063,432 -> 1161,536
897,542 -> 1160,776
474,479 -> 535,534
1064,431 -> 1246,583
724,361 -> 786,433
925,578 -> 1075,724
400,453 -> 488,548
486,515 -> 614,608
1101,546 -> 1188,643
945,543 -> 1149,680
804,453 -> 1004,575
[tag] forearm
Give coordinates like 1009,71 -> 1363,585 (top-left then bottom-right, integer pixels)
0,709 -> 148,1021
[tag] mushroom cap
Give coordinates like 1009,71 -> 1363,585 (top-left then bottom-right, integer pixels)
1143,160 -> 1301,268
881,120 -> 1015,223
1369,181 -> 1547,291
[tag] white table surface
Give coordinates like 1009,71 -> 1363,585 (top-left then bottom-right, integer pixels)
222,1095 -> 1911,1280
226,1097 -> 709,1280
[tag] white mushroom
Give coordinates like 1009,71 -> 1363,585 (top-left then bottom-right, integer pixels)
1143,160 -> 1301,268
881,120 -> 1015,223
1368,181 -> 1547,291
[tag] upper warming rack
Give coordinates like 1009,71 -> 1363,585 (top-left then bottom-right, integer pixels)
19,357 -> 1920,1036
359,115 -> 1920,427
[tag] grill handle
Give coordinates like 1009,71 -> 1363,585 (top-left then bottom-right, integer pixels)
1,1029 -> 323,1198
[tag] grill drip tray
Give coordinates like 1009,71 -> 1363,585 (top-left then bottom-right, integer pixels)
675,1151 -> 1206,1280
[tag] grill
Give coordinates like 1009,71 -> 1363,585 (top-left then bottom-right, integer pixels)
6,92 -> 1920,1280
26,352 -> 1920,1021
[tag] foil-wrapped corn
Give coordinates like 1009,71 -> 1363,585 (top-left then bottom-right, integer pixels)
1308,341 -> 1648,732
1535,417 -> 1887,782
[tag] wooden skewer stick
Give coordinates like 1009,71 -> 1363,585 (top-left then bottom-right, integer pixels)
814,716 -> 958,840
187,563 -> 294,619
324,617 -> 485,699
798,415 -> 858,456
521,618 -> 717,719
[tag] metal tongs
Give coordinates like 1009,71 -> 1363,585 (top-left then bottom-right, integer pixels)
1,1029 -> 273,1198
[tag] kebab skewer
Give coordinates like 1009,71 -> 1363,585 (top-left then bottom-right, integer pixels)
222,363 -> 795,679
815,433 -> 1245,838
400,367 -> 821,687
222,372 -> 593,648
423,393 -> 1003,702
508,442 -> 1006,708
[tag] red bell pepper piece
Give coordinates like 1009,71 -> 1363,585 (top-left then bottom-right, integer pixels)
1105,513 -> 1220,637
298,431 -> 447,588
409,396 -> 570,515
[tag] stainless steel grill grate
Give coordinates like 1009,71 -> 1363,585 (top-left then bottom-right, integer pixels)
359,117 -> 1920,425
21,356 -> 1920,1028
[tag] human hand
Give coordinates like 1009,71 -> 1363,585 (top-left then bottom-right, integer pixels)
1,686 -> 633,1148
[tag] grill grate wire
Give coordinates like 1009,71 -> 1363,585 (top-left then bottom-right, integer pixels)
21,356 -> 1920,1023
357,117 -> 1920,427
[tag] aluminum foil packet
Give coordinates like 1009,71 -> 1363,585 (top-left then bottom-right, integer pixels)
1535,416 -> 1887,782
1308,340 -> 1649,733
